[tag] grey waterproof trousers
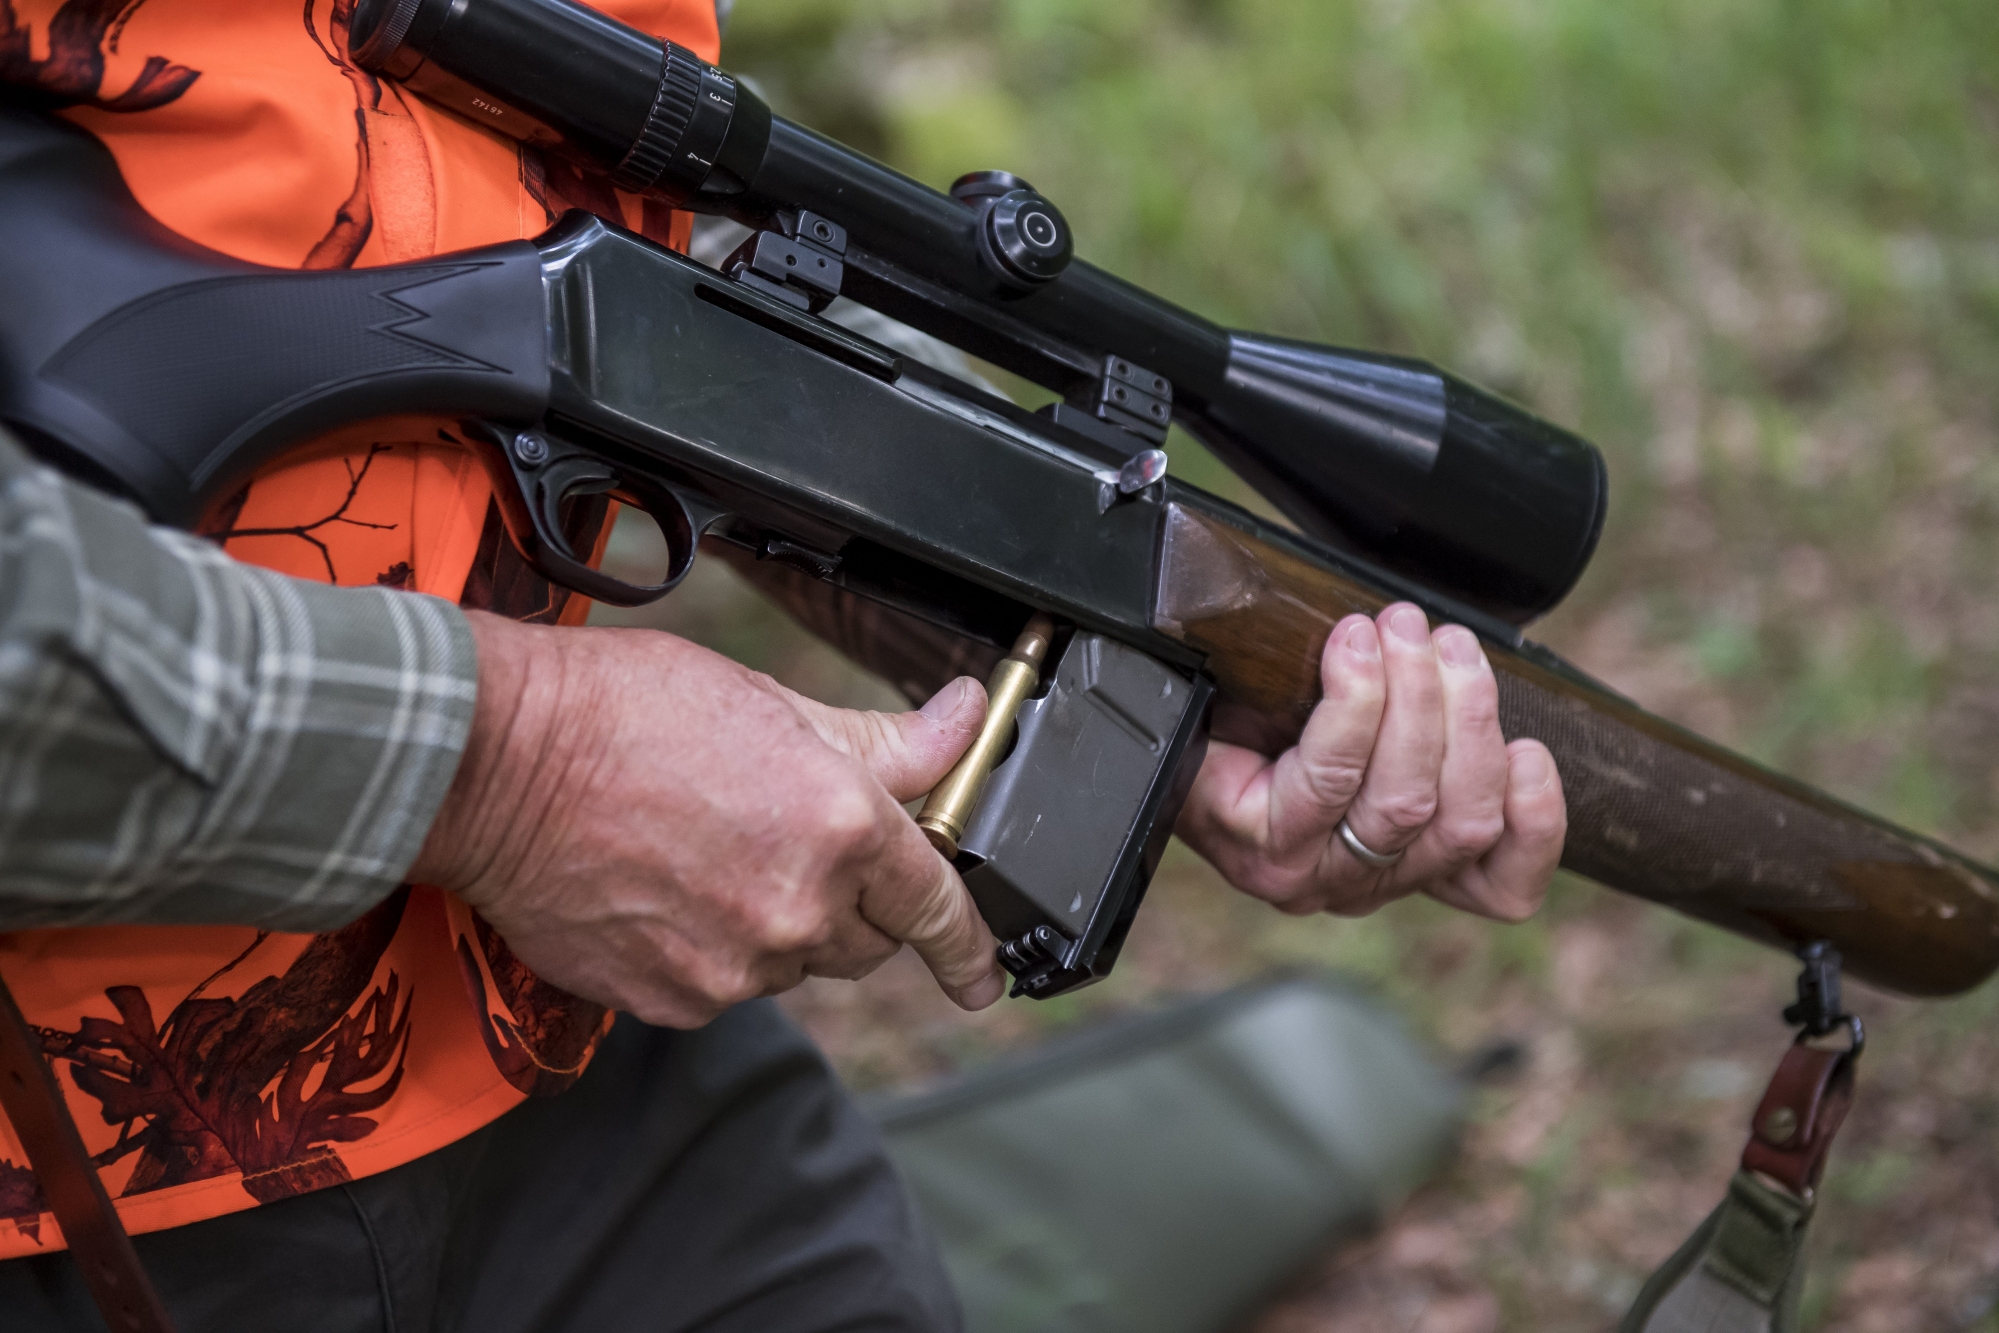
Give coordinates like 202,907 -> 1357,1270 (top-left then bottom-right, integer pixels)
0,1001 -> 962,1332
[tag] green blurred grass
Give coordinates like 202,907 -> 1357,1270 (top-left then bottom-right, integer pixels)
597,2 -> 1999,1326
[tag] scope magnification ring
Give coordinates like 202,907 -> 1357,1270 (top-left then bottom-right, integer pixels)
613,41 -> 704,195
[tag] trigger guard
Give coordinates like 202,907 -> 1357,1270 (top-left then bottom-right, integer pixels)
477,423 -> 715,607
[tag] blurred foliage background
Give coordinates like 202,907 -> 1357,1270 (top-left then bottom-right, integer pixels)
595,1 -> 1999,1327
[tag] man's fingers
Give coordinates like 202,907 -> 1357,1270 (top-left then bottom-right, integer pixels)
1427,740 -> 1567,921
1482,740 -> 1567,917
720,673 -> 1003,1005
1260,615 -> 1388,859
1392,624 -> 1508,883
1173,614 -> 1387,910
1180,741 -> 1275,848
1329,604 -> 1446,870
792,676 -> 988,803
856,822 -> 1005,1010
1167,601 -> 1568,929
797,911 -> 904,983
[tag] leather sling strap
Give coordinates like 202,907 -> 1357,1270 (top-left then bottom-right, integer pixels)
0,970 -> 177,1333
1740,1040 -> 1856,1195
1621,1020 -> 1862,1333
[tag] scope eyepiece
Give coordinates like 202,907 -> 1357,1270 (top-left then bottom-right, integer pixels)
351,0 -> 771,202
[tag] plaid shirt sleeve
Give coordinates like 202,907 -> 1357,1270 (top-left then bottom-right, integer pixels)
0,430 -> 478,932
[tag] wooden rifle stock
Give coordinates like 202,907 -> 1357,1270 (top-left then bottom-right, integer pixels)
1153,502 -> 1999,998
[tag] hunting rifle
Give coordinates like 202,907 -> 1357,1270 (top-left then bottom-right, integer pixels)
1,0 -> 1995,1001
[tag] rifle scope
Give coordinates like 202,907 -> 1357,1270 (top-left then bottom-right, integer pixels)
352,0 -> 1607,624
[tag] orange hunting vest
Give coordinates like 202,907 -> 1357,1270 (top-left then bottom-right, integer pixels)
0,0 -> 718,1258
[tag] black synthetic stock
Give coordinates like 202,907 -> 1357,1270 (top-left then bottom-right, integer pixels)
0,113 -> 549,527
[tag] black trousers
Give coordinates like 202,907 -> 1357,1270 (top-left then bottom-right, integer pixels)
0,1002 -> 962,1331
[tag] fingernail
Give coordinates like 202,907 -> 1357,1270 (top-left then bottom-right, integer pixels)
957,970 -> 1006,1011
920,676 -> 976,722
1341,617 -> 1381,661
1384,603 -> 1428,645
1511,744 -> 1554,793
1436,625 -> 1484,669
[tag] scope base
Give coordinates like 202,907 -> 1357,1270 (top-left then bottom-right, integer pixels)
722,209 -> 848,313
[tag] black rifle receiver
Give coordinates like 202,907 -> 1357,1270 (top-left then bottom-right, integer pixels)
348,0 -> 1606,626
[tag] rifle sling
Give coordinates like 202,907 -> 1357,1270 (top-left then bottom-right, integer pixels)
0,968 -> 176,1333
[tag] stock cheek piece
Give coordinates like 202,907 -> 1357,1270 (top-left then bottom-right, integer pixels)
346,0 -> 1607,626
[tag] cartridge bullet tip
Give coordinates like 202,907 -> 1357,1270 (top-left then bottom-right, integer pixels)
1012,613 -> 1056,668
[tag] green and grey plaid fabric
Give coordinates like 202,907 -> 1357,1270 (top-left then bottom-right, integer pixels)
0,430 -> 477,931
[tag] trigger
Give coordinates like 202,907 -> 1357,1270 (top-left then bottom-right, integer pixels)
473,421 -> 718,607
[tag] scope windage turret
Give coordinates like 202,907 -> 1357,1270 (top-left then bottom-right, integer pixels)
351,0 -> 1608,623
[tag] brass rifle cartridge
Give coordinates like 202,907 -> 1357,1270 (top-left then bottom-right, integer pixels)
916,614 -> 1056,858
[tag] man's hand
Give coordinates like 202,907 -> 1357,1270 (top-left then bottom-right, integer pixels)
410,612 -> 1005,1027
1176,603 -> 1566,922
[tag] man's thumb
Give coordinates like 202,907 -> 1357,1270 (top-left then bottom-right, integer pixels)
802,676 -> 987,802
